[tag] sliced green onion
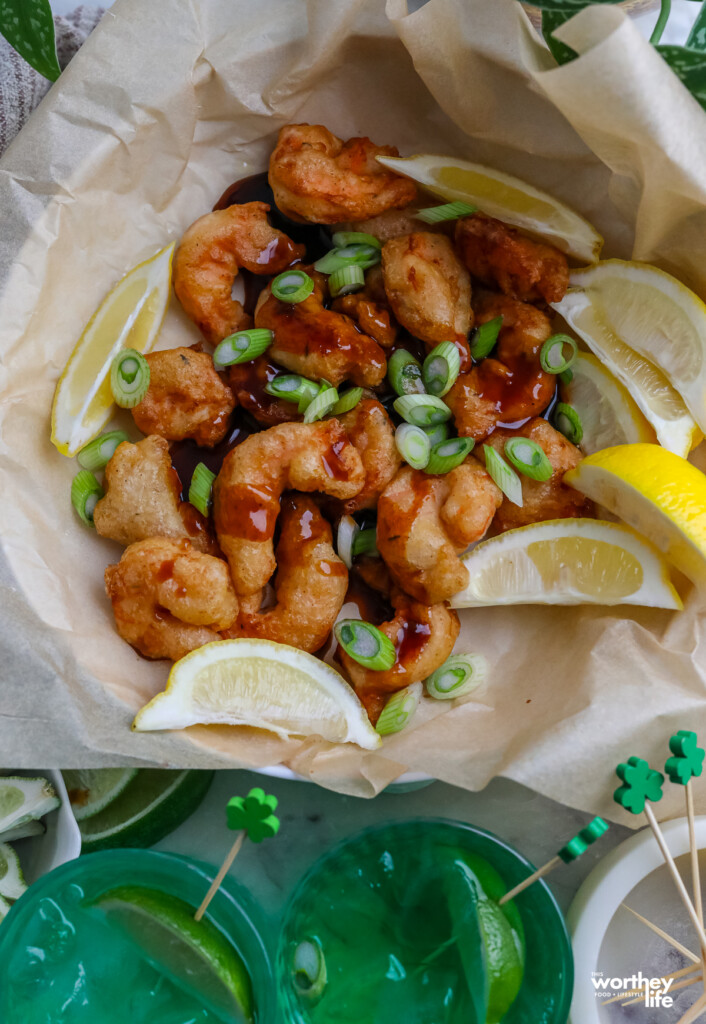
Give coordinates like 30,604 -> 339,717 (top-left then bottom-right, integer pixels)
331,231 -> 381,249
394,394 -> 452,428
554,402 -> 583,445
77,430 -> 130,472
352,528 -> 379,559
422,422 -> 451,447
504,437 -> 553,482
395,423 -> 431,470
188,462 -> 216,517
422,342 -> 461,397
539,334 -> 578,374
559,368 -> 573,385
425,654 -> 488,701
470,316 -> 503,361
376,682 -> 423,736
314,244 -> 381,275
415,201 -> 477,224
71,470 -> 103,527
271,270 -> 314,303
337,515 -> 358,569
332,388 -> 363,416
335,619 -> 396,671
483,445 -> 523,507
265,374 -> 319,410
110,348 -> 150,408
213,328 -> 273,368
293,937 -> 327,1001
388,349 -> 425,397
303,384 -> 339,423
329,265 -> 365,297
424,436 -> 474,475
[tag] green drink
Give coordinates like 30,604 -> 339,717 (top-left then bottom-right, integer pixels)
278,820 -> 573,1024
0,849 -> 275,1024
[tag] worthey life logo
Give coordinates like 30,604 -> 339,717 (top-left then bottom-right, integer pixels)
591,971 -> 675,1008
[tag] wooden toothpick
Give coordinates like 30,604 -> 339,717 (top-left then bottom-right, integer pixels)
195,831 -> 245,922
622,903 -> 700,963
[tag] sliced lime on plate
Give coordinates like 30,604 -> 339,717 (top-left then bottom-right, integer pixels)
63,769 -> 138,822
0,777 -> 60,835
0,842 -> 27,902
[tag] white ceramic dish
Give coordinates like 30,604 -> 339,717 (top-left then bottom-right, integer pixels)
2,769 -> 81,885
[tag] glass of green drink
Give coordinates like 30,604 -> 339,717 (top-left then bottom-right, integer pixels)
277,819 -> 573,1024
0,848 -> 275,1024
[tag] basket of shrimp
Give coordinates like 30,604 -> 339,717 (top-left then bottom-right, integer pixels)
1,0 -> 706,814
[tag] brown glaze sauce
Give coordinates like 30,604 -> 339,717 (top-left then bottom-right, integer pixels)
216,482 -> 279,541
395,612 -> 432,665
321,439 -> 350,481
227,358 -> 301,426
156,559 -> 175,583
170,413 -> 253,499
344,573 -> 393,625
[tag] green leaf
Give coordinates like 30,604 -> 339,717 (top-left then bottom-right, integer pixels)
542,10 -> 578,65
657,45 -> 706,109
687,0 -> 706,51
0,0 -> 61,82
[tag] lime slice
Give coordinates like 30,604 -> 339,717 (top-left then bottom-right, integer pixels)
63,769 -> 138,822
0,842 -> 27,901
91,885 -> 254,1024
0,777 -> 60,834
77,769 -> 213,852
51,243 -> 174,456
133,638 -> 382,750
0,894 -> 10,920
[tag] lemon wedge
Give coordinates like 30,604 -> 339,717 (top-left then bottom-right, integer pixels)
376,153 -> 603,263
450,518 -> 680,609
51,244 -> 174,456
133,639 -> 381,750
565,444 -> 706,586
561,352 -> 656,453
554,286 -> 699,457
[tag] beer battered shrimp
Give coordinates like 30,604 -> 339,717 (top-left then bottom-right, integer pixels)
336,398 -> 402,513
213,420 -> 364,596
223,495 -> 348,652
268,124 -> 418,224
377,461 -> 502,605
381,233 -> 472,369
104,538 -> 238,661
173,201 -> 305,344
445,292 -> 555,440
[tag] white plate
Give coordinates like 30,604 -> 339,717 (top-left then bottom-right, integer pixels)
3,769 -> 81,885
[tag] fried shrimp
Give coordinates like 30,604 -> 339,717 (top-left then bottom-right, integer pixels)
255,272 -> 386,387
131,347 -> 235,446
455,213 -> 569,305
268,124 -> 418,224
485,417 -> 592,533
377,460 -> 502,604
213,420 -> 364,596
104,537 -> 238,660
339,591 -> 460,723
344,204 -> 446,244
93,435 -> 217,554
381,233 -> 472,369
330,293 -> 397,348
173,201 -> 305,344
445,292 -> 555,440
337,398 -> 401,512
223,495 -> 348,652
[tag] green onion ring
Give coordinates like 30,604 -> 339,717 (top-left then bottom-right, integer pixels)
554,402 -> 583,445
415,201 -> 477,224
422,342 -> 461,397
110,348 -> 150,408
332,388 -> 363,416
264,374 -> 319,410
188,462 -> 216,517
331,231 -> 381,249
71,470 -> 103,527
395,423 -> 431,470
421,422 -> 451,448
425,654 -> 488,700
303,384 -> 339,423
213,328 -> 273,368
335,619 -> 396,671
470,316 -> 503,361
388,349 -> 425,397
337,515 -> 358,569
314,244 -> 381,275
77,430 -> 130,472
376,682 -> 423,735
394,394 -> 452,428
539,334 -> 578,374
483,445 -> 524,507
329,265 -> 365,297
351,528 -> 379,559
504,437 -> 553,482
424,436 -> 474,475
271,270 -> 314,303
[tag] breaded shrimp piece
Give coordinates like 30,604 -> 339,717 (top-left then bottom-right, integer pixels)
330,293 -> 397,348
268,124 -> 418,224
381,233 -> 472,369
131,347 -> 235,446
336,399 -> 401,513
485,418 -> 592,533
173,202 -> 305,344
455,213 -> 569,305
93,435 -> 217,554
213,420 -> 364,596
377,460 -> 502,604
339,590 -> 460,723
104,537 -> 238,661
445,292 -> 555,440
255,273 -> 386,388
342,204 -> 446,244
223,495 -> 348,652
227,357 -> 301,427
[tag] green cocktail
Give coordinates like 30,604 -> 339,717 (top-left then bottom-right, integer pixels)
0,849 -> 275,1024
278,819 -> 573,1024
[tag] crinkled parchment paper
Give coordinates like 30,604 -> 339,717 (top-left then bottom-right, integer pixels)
2,0 -> 706,820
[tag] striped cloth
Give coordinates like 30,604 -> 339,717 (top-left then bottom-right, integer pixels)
0,5 -> 104,155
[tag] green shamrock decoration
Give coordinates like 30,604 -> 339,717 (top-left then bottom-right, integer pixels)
665,731 -> 705,786
558,816 -> 610,864
227,787 -> 280,843
614,757 -> 664,815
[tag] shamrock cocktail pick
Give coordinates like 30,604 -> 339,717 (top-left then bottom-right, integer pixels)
194,787 -> 280,923
498,816 -> 609,906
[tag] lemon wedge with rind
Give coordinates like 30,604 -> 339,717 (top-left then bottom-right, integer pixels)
133,639 -> 381,750
553,287 -> 699,457
565,444 -> 706,587
561,352 -> 656,454
450,518 -> 681,609
376,153 -> 603,263
51,243 -> 174,456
